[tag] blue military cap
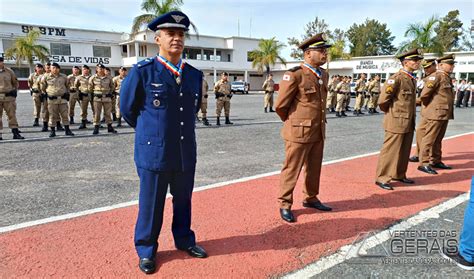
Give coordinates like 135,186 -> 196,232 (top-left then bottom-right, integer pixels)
147,11 -> 190,31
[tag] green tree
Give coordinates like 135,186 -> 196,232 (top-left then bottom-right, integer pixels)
287,17 -> 330,60
434,10 -> 464,51
4,30 -> 49,73
346,19 -> 396,56
328,28 -> 351,60
248,37 -> 286,75
131,0 -> 198,35
399,15 -> 443,55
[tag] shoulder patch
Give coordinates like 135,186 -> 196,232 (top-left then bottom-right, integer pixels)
428,76 -> 436,81
282,74 -> 291,81
288,66 -> 302,72
137,57 -> 154,68
387,79 -> 395,84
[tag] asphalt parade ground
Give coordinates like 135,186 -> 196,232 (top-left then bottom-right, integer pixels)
0,91 -> 473,278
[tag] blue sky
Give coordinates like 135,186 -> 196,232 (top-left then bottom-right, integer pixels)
1,0 -> 472,59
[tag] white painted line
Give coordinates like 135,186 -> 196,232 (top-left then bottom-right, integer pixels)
282,192 -> 470,278
1,131 -> 472,234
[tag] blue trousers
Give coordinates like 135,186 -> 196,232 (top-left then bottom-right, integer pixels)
134,168 -> 196,258
459,177 -> 474,262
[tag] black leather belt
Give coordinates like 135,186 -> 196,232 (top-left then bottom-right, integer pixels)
47,95 -> 67,100
79,92 -> 89,97
94,93 -> 113,98
70,89 -> 77,93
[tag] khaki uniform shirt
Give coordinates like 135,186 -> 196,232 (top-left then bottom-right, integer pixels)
39,72 -> 51,93
112,76 -> 125,94
43,73 -> 68,97
368,80 -> 381,93
354,79 -> 366,92
202,79 -> 209,96
420,70 -> 454,121
378,70 -> 417,134
336,81 -> 350,93
28,73 -> 42,92
275,65 -> 328,143
262,79 -> 275,92
67,74 -> 79,92
214,79 -> 231,95
74,75 -> 91,93
88,74 -> 114,94
0,67 -> 18,93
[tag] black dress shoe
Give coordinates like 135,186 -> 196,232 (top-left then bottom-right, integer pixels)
392,178 -> 415,184
183,245 -> 208,258
375,181 -> 394,190
302,201 -> 332,211
279,208 -> 295,222
418,165 -> 438,175
430,162 -> 452,169
139,258 -> 156,274
408,156 -> 419,162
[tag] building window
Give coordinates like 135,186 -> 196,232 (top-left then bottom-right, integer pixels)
227,54 -> 231,62
183,48 -> 201,60
139,45 -> 147,57
203,49 -> 213,61
50,43 -> 71,56
10,67 -> 30,78
93,46 -> 111,57
215,51 -> 221,62
2,39 -> 14,52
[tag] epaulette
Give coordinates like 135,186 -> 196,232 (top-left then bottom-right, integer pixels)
288,66 -> 302,72
136,57 -> 154,68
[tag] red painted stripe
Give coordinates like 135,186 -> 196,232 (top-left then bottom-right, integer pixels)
1,135 -> 472,277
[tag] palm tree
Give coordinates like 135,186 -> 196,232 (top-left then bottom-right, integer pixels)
399,16 -> 444,55
131,0 -> 198,35
248,37 -> 287,75
4,30 -> 49,73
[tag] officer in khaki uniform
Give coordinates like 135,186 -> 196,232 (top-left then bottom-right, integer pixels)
326,75 -> 338,113
28,63 -> 44,127
335,76 -> 349,117
353,73 -> 367,115
74,65 -> 92,129
0,57 -> 24,140
345,76 -> 352,111
367,74 -> 381,114
214,72 -> 233,125
262,74 -> 275,113
409,58 -> 437,163
88,63 -> 117,135
105,67 -> 117,121
375,48 -> 423,190
417,54 -> 456,175
112,66 -> 127,127
39,62 -> 52,132
198,76 -> 211,126
67,66 -> 80,124
275,33 -> 332,223
42,63 -> 74,137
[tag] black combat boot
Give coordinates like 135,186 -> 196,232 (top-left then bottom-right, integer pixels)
359,110 -> 364,115
107,124 -> 117,134
116,118 -> 122,127
112,114 -> 117,121
264,107 -> 267,113
65,125 -> 74,136
225,117 -> 233,125
269,107 -> 275,112
216,117 -> 221,126
202,118 -> 211,126
353,110 -> 359,116
93,125 -> 100,135
12,128 -> 25,140
70,116 -> 75,124
331,108 -> 336,113
341,111 -> 347,117
373,109 -> 379,114
41,122 -> 48,132
49,127 -> 56,138
33,118 -> 39,127
79,120 -> 87,129
56,121 -> 64,131
368,108 -> 374,114
336,112 -> 341,117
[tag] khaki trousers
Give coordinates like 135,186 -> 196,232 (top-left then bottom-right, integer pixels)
336,93 -> 346,112
419,120 -> 449,166
48,100 -> 69,127
200,97 -> 208,118
216,96 -> 231,117
279,140 -> 324,209
80,95 -> 90,120
32,93 -> 42,118
111,95 -> 117,114
264,91 -> 274,108
115,95 -> 121,118
369,93 -> 379,109
68,93 -> 79,117
354,93 -> 364,110
93,98 -> 112,125
41,96 -> 49,122
375,131 -> 414,183
326,92 -> 335,109
0,98 -> 19,133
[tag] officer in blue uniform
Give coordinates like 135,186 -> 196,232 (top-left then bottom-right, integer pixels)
120,11 -> 207,275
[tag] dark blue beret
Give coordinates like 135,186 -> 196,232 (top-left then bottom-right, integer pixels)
147,11 -> 190,31
51,62 -> 61,68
